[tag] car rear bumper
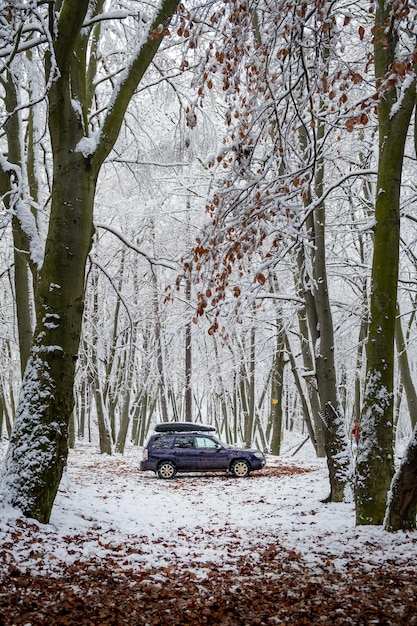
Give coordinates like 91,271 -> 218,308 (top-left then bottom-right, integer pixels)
139,461 -> 156,472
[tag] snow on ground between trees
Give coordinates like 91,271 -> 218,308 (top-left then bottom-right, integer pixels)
1,434 -> 417,625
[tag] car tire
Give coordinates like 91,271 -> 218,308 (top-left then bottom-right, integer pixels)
230,459 -> 250,478
157,460 -> 177,479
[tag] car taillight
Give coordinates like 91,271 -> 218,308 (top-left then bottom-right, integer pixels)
143,449 -> 148,461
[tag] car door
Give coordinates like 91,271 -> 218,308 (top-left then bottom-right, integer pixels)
194,436 -> 230,470
172,435 -> 198,470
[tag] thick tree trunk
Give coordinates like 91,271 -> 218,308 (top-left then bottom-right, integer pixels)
355,1 -> 416,525
385,426 -> 417,531
1,0 -> 180,523
2,119 -> 96,521
1,3 -> 96,520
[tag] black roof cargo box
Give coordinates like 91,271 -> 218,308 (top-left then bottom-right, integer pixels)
154,422 -> 216,433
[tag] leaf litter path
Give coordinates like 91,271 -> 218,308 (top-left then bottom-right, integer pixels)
1,442 -> 417,625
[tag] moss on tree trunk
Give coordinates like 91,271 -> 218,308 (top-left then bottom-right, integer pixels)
355,0 -> 416,525
1,0 -> 180,523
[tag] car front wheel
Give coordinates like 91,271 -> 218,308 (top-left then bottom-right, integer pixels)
157,460 -> 177,479
230,459 -> 250,478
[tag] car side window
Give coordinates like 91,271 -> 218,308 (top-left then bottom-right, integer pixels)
151,435 -> 172,449
195,437 -> 217,449
173,436 -> 195,449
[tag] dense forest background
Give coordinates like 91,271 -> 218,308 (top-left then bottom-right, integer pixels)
1,0 -> 417,529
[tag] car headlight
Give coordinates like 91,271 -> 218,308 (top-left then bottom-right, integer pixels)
254,452 -> 264,459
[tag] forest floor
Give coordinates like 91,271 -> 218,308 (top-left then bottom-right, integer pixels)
0,437 -> 417,625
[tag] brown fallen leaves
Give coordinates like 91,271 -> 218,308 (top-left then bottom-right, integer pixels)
1,462 -> 416,625
1,545 -> 417,625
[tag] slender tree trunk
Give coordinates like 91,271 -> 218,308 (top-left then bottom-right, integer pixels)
88,270 -> 113,452
313,194 -> 352,502
152,270 -> 169,423
185,279 -> 192,421
94,383 -> 113,455
299,112 -> 351,501
285,335 -> 317,454
269,329 -> 285,456
2,73 -> 36,377
240,323 -> 256,447
354,305 -> 368,427
247,324 -> 256,446
0,396 -> 4,440
115,334 -> 136,454
395,306 -> 417,429
293,254 -> 325,456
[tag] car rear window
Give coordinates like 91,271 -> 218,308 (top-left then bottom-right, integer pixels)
151,435 -> 172,449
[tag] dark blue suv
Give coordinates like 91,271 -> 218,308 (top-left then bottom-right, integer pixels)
140,422 -> 266,479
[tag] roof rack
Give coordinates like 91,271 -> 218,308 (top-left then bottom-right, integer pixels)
154,422 -> 216,433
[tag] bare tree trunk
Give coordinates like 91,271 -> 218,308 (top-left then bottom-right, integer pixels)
356,1 -> 416,525
115,329 -> 136,454
268,329 -> 285,456
298,113 -> 351,502
313,194 -> 352,502
2,73 -> 36,377
94,383 -> 113,455
185,279 -> 192,421
385,425 -> 417,531
1,0 -> 180,522
293,257 -> 326,457
151,267 -> 170,423
395,306 -> 417,429
284,335 -> 317,454
89,270 -> 113,453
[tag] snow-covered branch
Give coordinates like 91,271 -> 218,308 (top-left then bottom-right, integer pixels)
94,222 -> 180,271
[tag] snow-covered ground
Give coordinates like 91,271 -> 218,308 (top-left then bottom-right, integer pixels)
0,432 -> 416,582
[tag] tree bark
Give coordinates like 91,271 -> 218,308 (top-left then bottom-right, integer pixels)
185,279 -> 192,422
1,0 -> 180,523
313,192 -> 352,502
298,108 -> 352,501
395,307 -> 417,429
1,73 -> 37,377
294,250 -> 325,457
269,328 -> 285,456
355,0 -> 416,525
385,425 -> 417,531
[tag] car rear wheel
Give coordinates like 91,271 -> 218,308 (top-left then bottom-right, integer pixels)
157,460 -> 177,479
230,459 -> 250,478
